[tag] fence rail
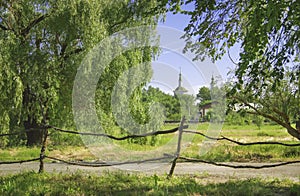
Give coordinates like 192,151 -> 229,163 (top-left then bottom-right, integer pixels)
183,130 -> 300,147
45,155 -> 174,167
1,117 -> 300,178
47,124 -> 189,140
0,158 -> 40,165
0,128 -> 40,137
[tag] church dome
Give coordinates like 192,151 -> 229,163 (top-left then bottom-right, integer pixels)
174,69 -> 188,95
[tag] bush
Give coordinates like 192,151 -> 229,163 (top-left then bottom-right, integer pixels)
49,132 -> 84,147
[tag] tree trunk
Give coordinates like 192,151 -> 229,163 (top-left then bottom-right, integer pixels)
22,85 -> 44,146
296,119 -> 300,135
24,118 -> 43,146
287,126 -> 300,141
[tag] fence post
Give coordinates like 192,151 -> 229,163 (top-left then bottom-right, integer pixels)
168,116 -> 185,179
39,127 -> 48,173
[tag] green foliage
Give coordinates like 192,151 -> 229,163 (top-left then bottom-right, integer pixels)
0,0 -> 163,146
95,48 -> 158,135
170,0 -> 300,92
49,132 -> 83,147
257,131 -> 271,137
199,76 -> 226,122
142,86 -> 180,120
253,116 -> 264,130
0,171 -> 299,195
226,111 -> 255,126
163,1 -> 300,136
227,71 -> 300,139
197,86 -> 211,102
176,93 -> 198,121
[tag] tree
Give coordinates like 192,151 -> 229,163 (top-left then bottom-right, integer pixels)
142,86 -> 180,120
176,94 -> 198,121
157,0 -> 300,139
170,0 -> 300,92
196,86 -> 211,103
228,71 -> 300,139
0,0 -> 162,146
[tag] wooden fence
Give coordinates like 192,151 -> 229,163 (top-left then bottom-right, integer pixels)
1,117 -> 300,178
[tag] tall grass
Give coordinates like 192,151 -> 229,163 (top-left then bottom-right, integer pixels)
0,171 -> 299,195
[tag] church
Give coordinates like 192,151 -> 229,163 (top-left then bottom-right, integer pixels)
173,69 -> 188,96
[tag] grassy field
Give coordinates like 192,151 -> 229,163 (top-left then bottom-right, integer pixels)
0,171 -> 299,195
182,122 -> 300,162
1,123 -> 299,195
1,123 -> 299,162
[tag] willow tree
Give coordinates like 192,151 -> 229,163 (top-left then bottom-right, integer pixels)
0,0 -> 163,146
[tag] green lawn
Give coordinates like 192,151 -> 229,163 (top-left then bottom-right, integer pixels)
198,122 -> 289,137
183,122 -> 300,162
0,123 -> 299,162
0,171 -> 299,195
1,123 -> 299,195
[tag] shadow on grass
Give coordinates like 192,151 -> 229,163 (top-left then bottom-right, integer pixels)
0,171 -> 299,195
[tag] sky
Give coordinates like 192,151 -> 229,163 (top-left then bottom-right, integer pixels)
148,8 -> 240,96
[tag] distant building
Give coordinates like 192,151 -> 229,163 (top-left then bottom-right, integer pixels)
199,102 -> 213,118
199,101 -> 217,115
174,68 -> 188,96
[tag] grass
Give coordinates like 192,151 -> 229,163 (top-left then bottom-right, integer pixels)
185,122 -> 293,161
0,147 -> 41,161
0,146 -> 94,162
199,122 -> 289,137
0,171 -> 299,195
182,142 -> 300,162
180,122 -> 300,162
0,124 -> 299,195
0,123 -> 299,162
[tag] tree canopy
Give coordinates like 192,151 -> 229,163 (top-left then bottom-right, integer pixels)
159,0 -> 300,139
0,0 -> 163,146
165,0 -> 300,92
228,71 -> 300,139
197,86 -> 211,103
142,86 -> 181,121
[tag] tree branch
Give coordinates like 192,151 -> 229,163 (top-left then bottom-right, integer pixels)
233,95 -> 300,140
0,15 -> 14,32
233,96 -> 294,130
257,98 -> 290,124
227,47 -> 239,66
63,48 -> 84,60
0,23 -> 9,31
20,14 -> 47,36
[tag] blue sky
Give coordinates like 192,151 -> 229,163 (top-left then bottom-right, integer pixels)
148,9 -> 240,96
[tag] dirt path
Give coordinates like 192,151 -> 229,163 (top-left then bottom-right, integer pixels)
1,162 -> 299,182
